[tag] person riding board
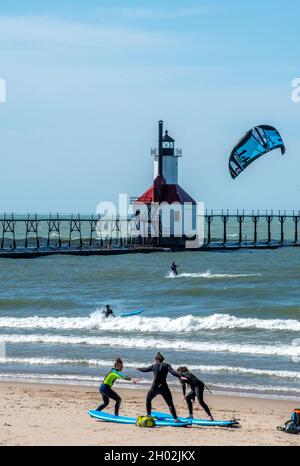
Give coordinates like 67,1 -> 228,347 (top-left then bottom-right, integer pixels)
177,366 -> 214,420
138,352 -> 181,423
171,261 -> 179,276
103,304 -> 114,319
96,358 -> 136,416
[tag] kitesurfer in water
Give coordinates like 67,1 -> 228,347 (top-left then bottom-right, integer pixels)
96,358 -> 136,416
177,366 -> 214,420
138,352 -> 181,422
103,304 -> 114,318
171,261 -> 179,276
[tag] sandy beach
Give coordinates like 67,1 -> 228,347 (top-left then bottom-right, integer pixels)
0,381 -> 299,446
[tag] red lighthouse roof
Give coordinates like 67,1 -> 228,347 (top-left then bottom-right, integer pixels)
136,176 -> 195,205
135,175 -> 165,203
160,184 -> 196,204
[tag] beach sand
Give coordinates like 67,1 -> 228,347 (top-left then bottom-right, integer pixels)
0,381 -> 299,446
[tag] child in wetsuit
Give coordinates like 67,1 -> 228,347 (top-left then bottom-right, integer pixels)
177,366 -> 214,420
96,358 -> 135,416
138,352 -> 181,422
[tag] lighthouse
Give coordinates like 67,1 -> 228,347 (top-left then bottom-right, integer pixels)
133,121 -> 196,246
153,123 -> 179,183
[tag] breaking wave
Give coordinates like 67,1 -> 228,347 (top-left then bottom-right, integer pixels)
1,357 -> 300,380
166,270 -> 262,279
0,311 -> 299,333
1,333 -> 300,358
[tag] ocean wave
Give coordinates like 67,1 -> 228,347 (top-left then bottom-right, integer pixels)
0,372 -> 99,382
1,333 -> 300,358
0,357 -> 110,367
0,371 -> 149,386
0,372 -> 298,396
0,297 -> 77,310
0,311 -> 299,333
166,270 -> 262,279
196,365 -> 300,380
1,357 -> 300,380
210,382 -> 300,395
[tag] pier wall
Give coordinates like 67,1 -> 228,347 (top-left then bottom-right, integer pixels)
0,211 -> 299,258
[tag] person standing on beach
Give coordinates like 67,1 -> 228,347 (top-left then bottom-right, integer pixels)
96,358 -> 136,416
177,366 -> 214,420
137,352 -> 181,422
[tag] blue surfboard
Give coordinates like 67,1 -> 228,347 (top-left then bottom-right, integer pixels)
152,411 -> 240,428
118,309 -> 144,318
88,410 -> 191,427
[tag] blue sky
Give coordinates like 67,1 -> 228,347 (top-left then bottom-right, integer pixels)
0,0 -> 299,212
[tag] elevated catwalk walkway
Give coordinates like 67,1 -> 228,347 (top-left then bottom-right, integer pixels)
0,211 -> 299,258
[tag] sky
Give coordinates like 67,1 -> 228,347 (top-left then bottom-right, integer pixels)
0,0 -> 300,213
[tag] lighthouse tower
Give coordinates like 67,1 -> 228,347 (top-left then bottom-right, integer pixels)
133,120 -> 196,246
153,125 -> 179,183
137,120 -> 195,205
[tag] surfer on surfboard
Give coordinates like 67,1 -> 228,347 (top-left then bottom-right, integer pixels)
138,352 -> 181,423
103,305 -> 115,319
177,366 -> 214,421
171,261 -> 179,276
96,358 -> 136,416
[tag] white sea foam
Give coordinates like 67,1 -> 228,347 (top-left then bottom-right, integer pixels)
0,371 -> 149,387
1,357 -> 300,380
0,372 -> 99,382
1,333 -> 300,358
166,270 -> 262,279
0,312 -> 299,333
0,371 -> 298,396
210,382 -> 300,394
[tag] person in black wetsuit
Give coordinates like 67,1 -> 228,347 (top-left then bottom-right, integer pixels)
103,305 -> 114,319
177,366 -> 214,420
138,352 -> 180,422
171,261 -> 179,276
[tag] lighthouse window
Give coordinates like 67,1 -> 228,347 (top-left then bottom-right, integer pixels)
163,142 -> 174,149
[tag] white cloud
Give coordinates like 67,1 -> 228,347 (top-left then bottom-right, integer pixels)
0,15 -> 180,51
96,4 -> 223,20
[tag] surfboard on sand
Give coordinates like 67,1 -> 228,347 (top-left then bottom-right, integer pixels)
88,410 -> 191,427
152,411 -> 240,428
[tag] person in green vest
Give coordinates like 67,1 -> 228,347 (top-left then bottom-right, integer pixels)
96,358 -> 136,416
